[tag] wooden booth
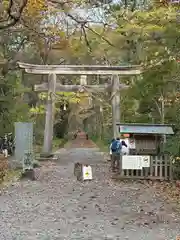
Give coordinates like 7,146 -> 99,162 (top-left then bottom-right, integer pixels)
116,123 -> 174,180
117,123 -> 174,156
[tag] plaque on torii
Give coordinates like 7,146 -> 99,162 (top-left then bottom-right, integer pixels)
17,62 -> 142,157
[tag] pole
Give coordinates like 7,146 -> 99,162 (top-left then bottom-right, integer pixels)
80,75 -> 87,130
42,73 -> 56,156
111,75 -> 120,139
161,96 -> 166,153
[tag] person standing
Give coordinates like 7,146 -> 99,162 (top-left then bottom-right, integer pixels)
117,138 -> 128,171
109,138 -> 115,162
110,138 -> 120,172
110,137 -> 127,172
121,139 -> 129,155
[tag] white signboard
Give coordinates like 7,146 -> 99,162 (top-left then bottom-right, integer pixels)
122,155 -> 150,170
82,165 -> 92,180
122,155 -> 142,170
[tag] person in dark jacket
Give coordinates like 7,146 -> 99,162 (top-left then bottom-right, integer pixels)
111,138 -> 127,172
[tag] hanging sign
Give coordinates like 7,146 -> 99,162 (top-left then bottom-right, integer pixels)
141,156 -> 150,167
82,165 -> 92,180
129,138 -> 136,149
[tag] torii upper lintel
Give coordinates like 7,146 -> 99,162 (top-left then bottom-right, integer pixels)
17,62 -> 143,75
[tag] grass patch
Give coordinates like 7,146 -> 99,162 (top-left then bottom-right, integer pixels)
0,169 -> 22,188
52,138 -> 67,151
34,138 -> 68,157
95,139 -> 109,152
91,135 -> 110,153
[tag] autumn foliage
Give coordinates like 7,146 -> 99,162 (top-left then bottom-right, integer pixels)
24,0 -> 47,18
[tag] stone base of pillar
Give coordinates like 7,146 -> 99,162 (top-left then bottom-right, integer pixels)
40,152 -> 54,158
21,169 -> 36,181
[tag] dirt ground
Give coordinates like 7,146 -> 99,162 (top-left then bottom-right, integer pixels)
0,136 -> 180,240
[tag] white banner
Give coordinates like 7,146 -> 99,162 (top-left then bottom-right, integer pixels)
82,165 -> 92,180
122,155 -> 142,170
122,155 -> 150,170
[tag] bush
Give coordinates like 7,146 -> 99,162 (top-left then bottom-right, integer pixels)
0,156 -> 8,182
172,157 -> 180,180
165,136 -> 180,179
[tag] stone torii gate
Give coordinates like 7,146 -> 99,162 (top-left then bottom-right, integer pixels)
18,62 -> 142,156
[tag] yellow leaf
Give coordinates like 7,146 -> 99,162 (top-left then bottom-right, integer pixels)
24,0 -> 47,18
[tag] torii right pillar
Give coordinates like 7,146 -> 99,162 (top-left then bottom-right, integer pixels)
111,75 -> 120,139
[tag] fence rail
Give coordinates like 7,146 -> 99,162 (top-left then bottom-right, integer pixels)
119,155 -> 172,180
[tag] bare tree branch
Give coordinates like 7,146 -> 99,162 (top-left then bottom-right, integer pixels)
65,11 -> 115,47
82,27 -> 92,52
48,0 -> 115,47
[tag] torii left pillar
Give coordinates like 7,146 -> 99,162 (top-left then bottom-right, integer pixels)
111,75 -> 120,139
42,73 -> 56,157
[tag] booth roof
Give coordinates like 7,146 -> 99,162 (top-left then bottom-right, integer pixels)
117,123 -> 174,135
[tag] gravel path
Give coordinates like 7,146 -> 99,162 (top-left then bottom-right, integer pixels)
0,140 -> 180,240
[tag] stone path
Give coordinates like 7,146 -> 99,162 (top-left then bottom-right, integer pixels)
0,136 -> 180,240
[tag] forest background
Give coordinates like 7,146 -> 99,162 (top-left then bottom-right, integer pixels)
0,0 -> 180,163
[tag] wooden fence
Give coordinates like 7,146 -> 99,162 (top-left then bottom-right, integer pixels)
118,155 -> 172,180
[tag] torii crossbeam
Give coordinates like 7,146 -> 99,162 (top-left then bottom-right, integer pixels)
18,62 -> 142,156
18,63 -> 141,75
